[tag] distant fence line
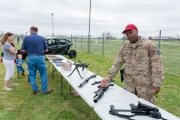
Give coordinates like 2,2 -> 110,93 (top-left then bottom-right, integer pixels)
67,29 -> 180,59
1,29 -> 180,59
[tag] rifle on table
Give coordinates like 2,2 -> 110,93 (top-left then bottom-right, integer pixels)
93,80 -> 114,103
67,60 -> 89,79
91,80 -> 114,85
109,101 -> 167,120
78,73 -> 97,88
51,58 -> 64,63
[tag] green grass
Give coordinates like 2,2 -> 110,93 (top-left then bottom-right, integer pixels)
0,40 -> 180,119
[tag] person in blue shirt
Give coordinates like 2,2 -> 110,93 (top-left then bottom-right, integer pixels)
16,54 -> 25,78
21,26 -> 52,94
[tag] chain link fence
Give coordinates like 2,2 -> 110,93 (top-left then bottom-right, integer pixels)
67,29 -> 180,59
1,29 -> 180,59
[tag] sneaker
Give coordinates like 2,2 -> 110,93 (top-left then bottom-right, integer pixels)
33,90 -> 39,94
3,87 -> 12,91
42,89 -> 52,95
9,84 -> 19,87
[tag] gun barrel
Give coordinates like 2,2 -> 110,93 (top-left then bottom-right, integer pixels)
78,73 -> 97,88
116,109 -> 142,112
86,73 -> 97,81
94,96 -> 100,103
94,87 -> 102,93
78,80 -> 87,88
93,89 -> 104,103
92,81 -> 101,85
112,109 -> 132,112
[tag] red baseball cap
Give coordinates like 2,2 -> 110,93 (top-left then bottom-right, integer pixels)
122,24 -> 138,34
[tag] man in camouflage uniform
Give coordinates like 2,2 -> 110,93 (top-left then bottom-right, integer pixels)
101,24 -> 164,103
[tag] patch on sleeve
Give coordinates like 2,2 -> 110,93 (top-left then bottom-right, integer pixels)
157,50 -> 161,55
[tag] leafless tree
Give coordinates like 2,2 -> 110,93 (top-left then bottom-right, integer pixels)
148,36 -> 153,40
101,31 -> 113,42
176,35 -> 180,41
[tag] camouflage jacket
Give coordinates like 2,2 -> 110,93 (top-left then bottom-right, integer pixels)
106,37 -> 164,88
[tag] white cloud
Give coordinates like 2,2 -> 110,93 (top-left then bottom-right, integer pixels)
0,0 -> 180,38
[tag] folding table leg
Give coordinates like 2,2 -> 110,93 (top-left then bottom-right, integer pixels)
51,66 -> 56,80
60,74 -> 68,95
47,62 -> 51,70
64,85 -> 75,100
61,75 -> 63,95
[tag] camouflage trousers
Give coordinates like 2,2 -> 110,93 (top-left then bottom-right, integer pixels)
123,82 -> 155,104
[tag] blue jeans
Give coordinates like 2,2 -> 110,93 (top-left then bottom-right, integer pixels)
16,66 -> 25,74
28,56 -> 48,93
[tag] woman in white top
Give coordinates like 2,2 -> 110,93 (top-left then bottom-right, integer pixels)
1,32 -> 18,91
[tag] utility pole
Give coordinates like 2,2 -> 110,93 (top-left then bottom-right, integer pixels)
88,0 -> 91,52
52,13 -> 54,36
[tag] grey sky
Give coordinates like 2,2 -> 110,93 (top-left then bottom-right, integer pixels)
0,0 -> 180,37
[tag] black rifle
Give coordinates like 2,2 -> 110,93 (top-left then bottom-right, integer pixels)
109,101 -> 167,120
51,58 -> 64,62
67,60 -> 89,79
91,81 -> 101,85
93,81 -> 114,103
93,80 -> 114,93
120,68 -> 125,82
78,73 -> 97,88
92,80 -> 115,85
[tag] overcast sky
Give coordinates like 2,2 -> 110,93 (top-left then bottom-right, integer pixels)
0,0 -> 180,37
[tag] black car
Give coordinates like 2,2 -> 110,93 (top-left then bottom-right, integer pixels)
44,37 -> 77,58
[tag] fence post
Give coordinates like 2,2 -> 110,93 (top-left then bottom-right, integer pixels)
102,34 -> 104,56
158,30 -> 161,50
81,36 -> 82,51
88,35 -> 89,52
75,36 -> 76,49
71,34 -> 72,49
71,34 -> 72,43
90,35 -> 91,52
123,34 -> 125,45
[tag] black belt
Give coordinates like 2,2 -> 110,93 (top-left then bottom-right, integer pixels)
28,54 -> 44,56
